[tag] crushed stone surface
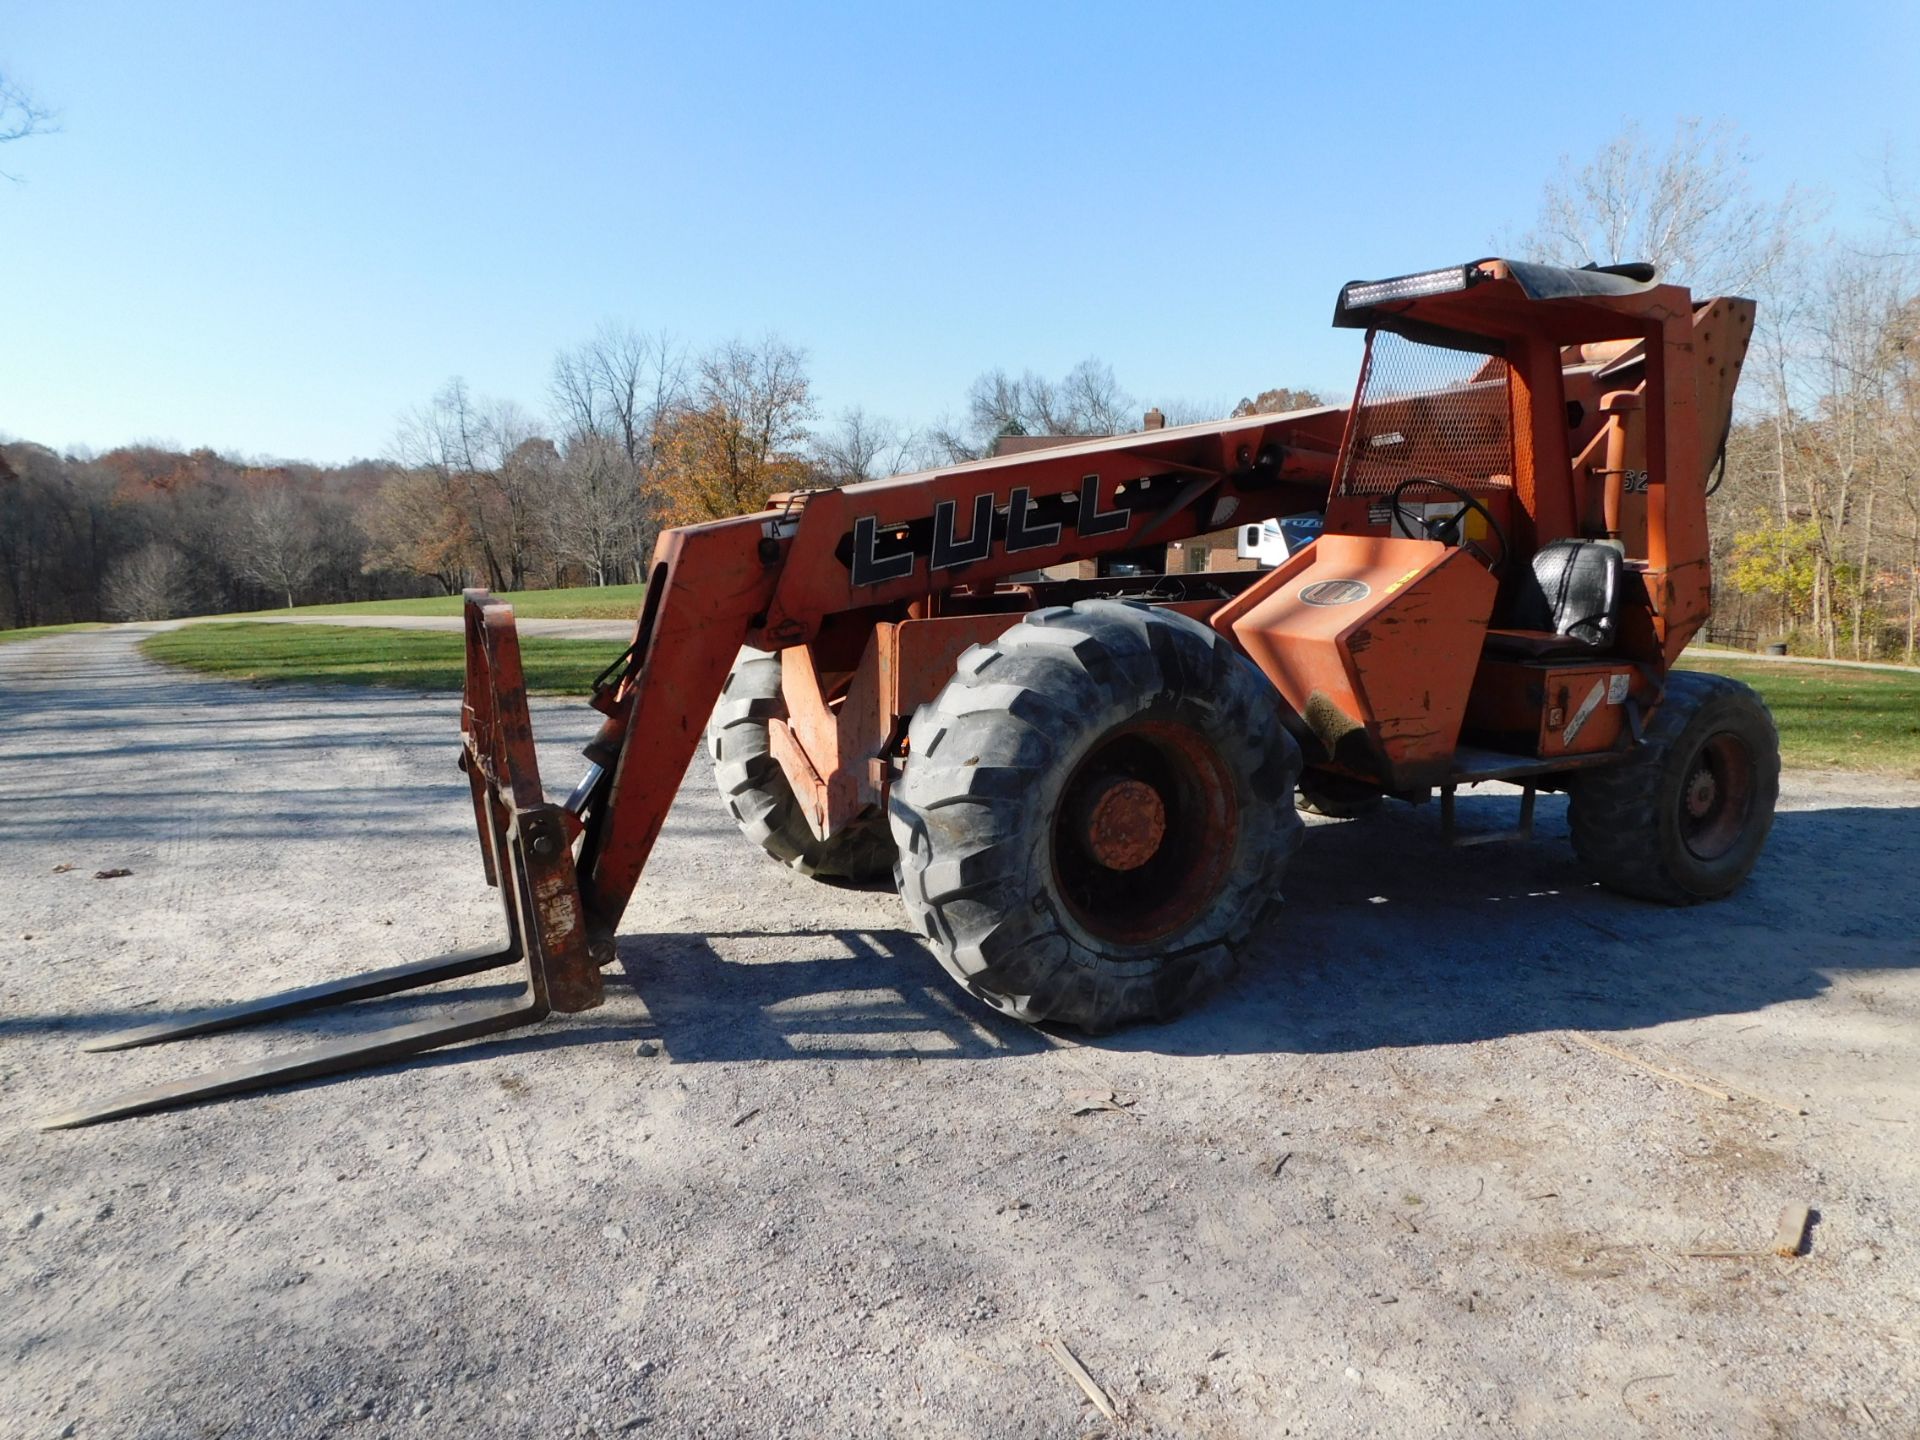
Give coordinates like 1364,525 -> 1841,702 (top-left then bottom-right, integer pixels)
2,629 -> 1916,1438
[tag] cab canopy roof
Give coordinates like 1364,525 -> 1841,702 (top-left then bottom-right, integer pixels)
1332,258 -> 1698,352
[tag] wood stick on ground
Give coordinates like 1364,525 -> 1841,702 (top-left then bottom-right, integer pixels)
1772,1203 -> 1812,1258
1681,1203 -> 1813,1260
1041,1337 -> 1116,1421
1712,1078 -> 1810,1117
1568,1033 -> 1732,1102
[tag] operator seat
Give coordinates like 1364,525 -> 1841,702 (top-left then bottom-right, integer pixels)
1484,539 -> 1622,657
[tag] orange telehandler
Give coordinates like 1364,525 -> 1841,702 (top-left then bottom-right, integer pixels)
48,257 -> 1776,1127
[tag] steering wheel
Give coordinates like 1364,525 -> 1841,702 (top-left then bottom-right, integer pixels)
1387,477 -> 1509,573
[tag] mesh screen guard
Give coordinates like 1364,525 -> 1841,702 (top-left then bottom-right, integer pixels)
1336,331 -> 1515,500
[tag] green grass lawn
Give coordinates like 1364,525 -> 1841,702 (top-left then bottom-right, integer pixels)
136,623 -> 1920,776
0,621 -> 108,646
226,581 -> 648,622
140,623 -> 621,695
1682,655 -> 1920,777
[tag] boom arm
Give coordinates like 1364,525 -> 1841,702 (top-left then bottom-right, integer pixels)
570,405 -> 1346,940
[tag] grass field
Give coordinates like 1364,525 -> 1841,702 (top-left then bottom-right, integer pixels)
140,623 -> 620,695
0,622 -> 107,646
227,581 -> 648,622
137,623 -> 1920,775
1682,655 -> 1920,777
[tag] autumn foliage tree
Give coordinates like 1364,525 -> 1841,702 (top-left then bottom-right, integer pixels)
363,469 -> 475,593
1233,386 -> 1330,417
648,338 -> 816,523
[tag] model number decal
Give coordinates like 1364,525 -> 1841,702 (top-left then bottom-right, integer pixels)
847,475 -> 1136,588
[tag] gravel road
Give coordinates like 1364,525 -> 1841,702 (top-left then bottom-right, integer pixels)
2,629 -> 1916,1439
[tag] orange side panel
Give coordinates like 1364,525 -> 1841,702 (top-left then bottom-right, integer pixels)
1212,534 -> 1497,787
1464,656 -> 1650,759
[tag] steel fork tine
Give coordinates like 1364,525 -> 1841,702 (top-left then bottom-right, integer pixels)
43,993 -> 548,1130
81,945 -> 523,1053
54,595 -> 605,1128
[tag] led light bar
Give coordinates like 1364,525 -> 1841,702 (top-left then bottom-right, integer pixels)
1340,265 -> 1474,310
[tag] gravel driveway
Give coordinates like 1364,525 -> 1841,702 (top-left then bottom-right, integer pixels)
2,629 -> 1916,1439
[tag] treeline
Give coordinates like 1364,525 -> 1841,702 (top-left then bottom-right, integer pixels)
0,445 -> 392,626
0,329 -> 1284,627
7,120 -> 1917,658
1708,280 -> 1920,660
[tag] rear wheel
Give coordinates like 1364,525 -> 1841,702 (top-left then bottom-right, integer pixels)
890,601 -> 1304,1031
707,648 -> 895,883
1567,671 -> 1779,903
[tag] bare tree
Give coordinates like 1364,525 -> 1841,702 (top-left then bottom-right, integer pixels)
103,543 -> 191,621
232,488 -> 321,608
1055,359 -> 1135,436
934,359 -> 1140,460
498,429 -> 560,588
810,407 -> 919,484
0,70 -> 55,177
1520,119 -> 1804,297
551,325 -> 687,573
552,326 -> 685,470
545,435 -> 639,585
1804,252 -> 1914,655
363,470 -> 472,593
391,381 -> 554,591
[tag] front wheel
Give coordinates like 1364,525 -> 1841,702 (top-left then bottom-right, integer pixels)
1567,671 -> 1780,904
707,648 -> 896,883
890,601 -> 1304,1032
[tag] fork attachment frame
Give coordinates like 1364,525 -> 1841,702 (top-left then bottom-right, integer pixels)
43,592 -> 603,1129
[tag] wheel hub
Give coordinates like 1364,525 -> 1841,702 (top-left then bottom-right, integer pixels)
1679,731 -> 1757,862
1051,721 -> 1240,946
1077,777 -> 1167,871
1684,766 -> 1719,818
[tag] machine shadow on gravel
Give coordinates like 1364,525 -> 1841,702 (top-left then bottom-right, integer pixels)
614,929 -> 1055,1063
1107,795 -> 1920,1058
616,795 -> 1920,1066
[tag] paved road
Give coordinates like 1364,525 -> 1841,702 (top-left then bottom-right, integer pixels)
3,627 -> 1917,1438
1685,647 -> 1918,675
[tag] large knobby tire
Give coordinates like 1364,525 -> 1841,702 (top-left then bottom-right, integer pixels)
890,600 -> 1305,1032
1568,670 -> 1780,904
707,648 -> 895,883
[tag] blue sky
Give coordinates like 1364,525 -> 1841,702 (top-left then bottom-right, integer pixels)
3,1 -> 1915,465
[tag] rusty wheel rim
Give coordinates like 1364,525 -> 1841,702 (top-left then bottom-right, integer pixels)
1679,731 -> 1756,862
1051,721 -> 1238,945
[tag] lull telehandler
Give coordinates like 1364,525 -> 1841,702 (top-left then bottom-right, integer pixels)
48,257 -> 1776,1128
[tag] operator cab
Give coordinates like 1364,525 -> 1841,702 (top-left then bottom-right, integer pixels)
1323,261 -> 1667,659
1213,257 -> 1751,791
